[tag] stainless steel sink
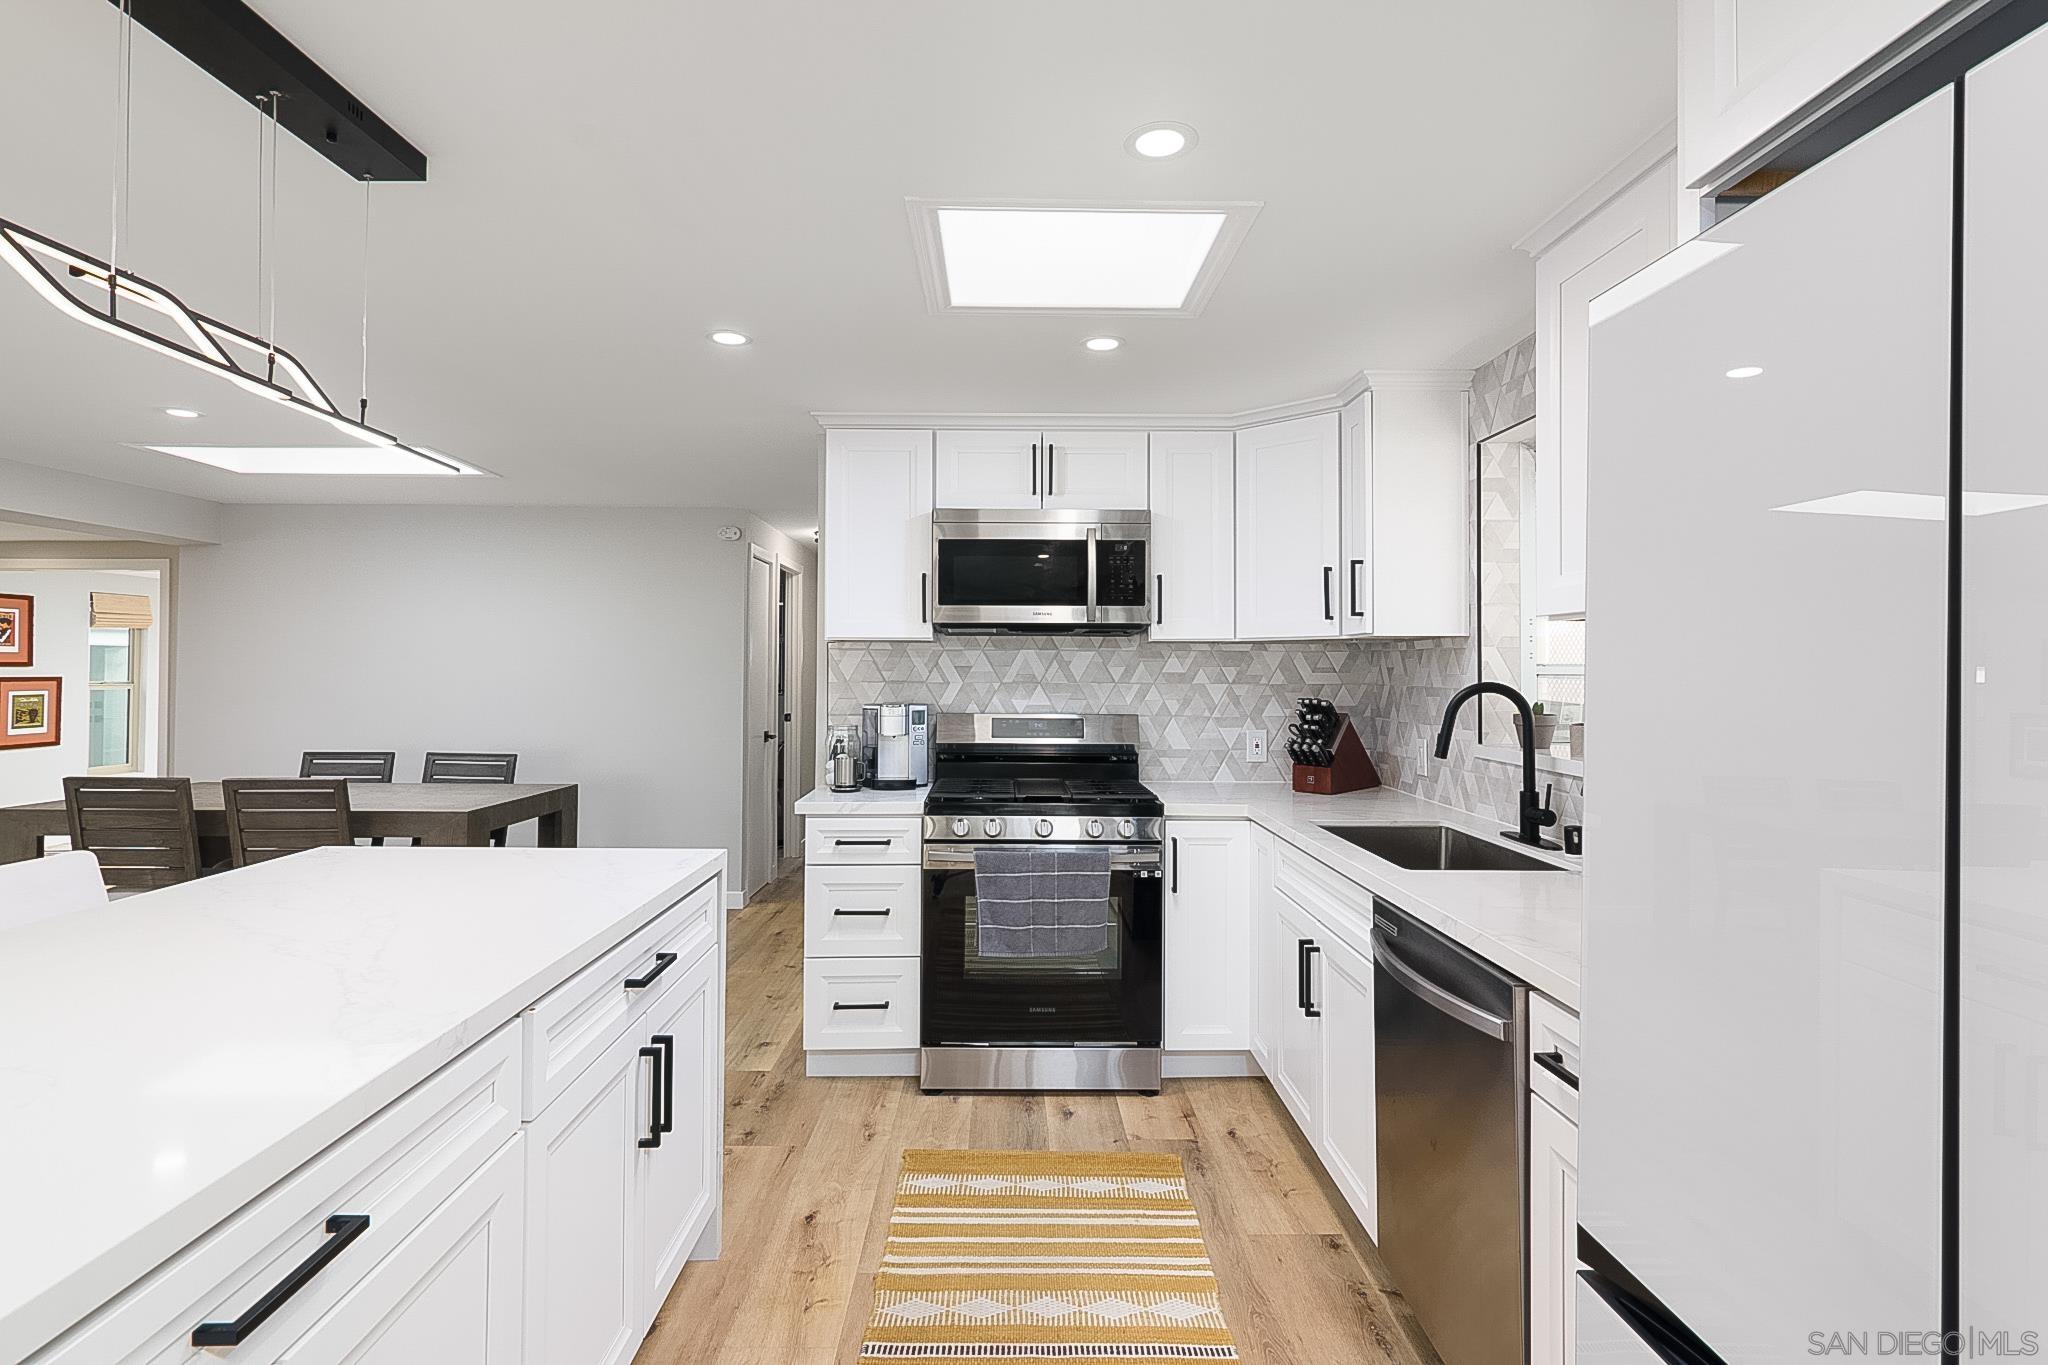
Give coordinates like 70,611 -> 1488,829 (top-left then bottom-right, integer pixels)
1320,824 -> 1563,873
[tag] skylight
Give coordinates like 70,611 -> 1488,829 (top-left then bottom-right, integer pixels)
141,445 -> 463,476
908,199 -> 1260,316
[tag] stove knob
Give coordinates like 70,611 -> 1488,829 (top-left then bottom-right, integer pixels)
983,818 -> 1005,839
1117,818 -> 1137,839
1033,818 -> 1055,839
1085,818 -> 1105,839
950,817 -> 970,838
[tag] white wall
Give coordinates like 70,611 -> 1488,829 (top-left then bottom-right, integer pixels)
171,505 -> 816,880
0,567 -> 164,807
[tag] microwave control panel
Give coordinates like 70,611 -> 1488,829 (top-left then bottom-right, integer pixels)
1096,540 -> 1148,608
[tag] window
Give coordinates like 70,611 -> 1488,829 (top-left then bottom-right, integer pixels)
88,627 -> 142,773
1476,423 -> 1584,764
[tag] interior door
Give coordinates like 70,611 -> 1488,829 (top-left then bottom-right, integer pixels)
743,548 -> 778,899
1961,25 -> 2048,1332
1581,88 -> 1952,1356
1235,413 -> 1341,640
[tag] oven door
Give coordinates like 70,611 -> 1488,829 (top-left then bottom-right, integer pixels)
921,842 -> 1163,1046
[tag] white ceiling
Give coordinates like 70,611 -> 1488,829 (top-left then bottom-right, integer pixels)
0,0 -> 1676,533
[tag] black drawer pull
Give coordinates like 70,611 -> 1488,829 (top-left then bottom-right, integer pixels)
1533,1049 -> 1579,1091
624,951 -> 677,991
652,1034 -> 676,1133
1297,939 -> 1323,1018
637,1044 -> 664,1148
833,838 -> 893,847
191,1213 -> 371,1346
833,1000 -> 890,1011
833,908 -> 892,917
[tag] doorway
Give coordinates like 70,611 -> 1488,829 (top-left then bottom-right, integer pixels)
743,547 -> 777,901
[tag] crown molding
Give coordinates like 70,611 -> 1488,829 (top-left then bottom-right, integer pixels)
1514,120 -> 1679,259
811,369 -> 1472,433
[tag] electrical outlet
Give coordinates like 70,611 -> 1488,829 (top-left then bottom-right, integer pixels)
1418,741 -> 1431,779
1244,729 -> 1267,764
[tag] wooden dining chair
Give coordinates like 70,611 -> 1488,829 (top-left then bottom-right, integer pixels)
300,751 -> 394,844
63,776 -> 204,894
422,752 -> 519,845
221,778 -> 355,868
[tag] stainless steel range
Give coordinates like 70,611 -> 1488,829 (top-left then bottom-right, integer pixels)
919,713 -> 1164,1093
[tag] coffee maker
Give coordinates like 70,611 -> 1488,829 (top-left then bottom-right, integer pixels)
860,703 -> 930,790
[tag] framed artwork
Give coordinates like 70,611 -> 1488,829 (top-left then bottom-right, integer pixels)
0,676 -> 60,750
0,593 -> 29,667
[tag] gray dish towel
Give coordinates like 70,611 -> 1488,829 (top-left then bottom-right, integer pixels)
974,846 -> 1113,958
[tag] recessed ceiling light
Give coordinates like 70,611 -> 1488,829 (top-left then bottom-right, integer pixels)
163,407 -> 200,419
140,445 -> 460,476
1084,336 -> 1122,352
709,330 -> 750,346
1726,365 -> 1765,379
1127,123 -> 1197,160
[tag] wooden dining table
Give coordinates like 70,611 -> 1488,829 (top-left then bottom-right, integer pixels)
0,781 -> 579,866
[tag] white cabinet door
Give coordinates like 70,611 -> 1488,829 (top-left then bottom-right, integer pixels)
1679,0 -> 1953,189
1162,821 -> 1251,1052
824,429 -> 934,640
935,430 -> 1041,509
1235,413 -> 1341,640
638,949 -> 721,1318
1317,932 -> 1377,1240
1529,1094 -> 1579,1365
279,1138 -> 524,1365
1269,895 -> 1324,1139
1247,826 -> 1279,1070
524,1037 -> 646,1365
1041,430 -> 1148,510
1337,396 -> 1375,637
1532,157 -> 1674,618
1146,431 -> 1235,641
1366,384 -> 1470,637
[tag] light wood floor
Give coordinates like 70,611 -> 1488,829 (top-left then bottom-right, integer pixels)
634,871 -> 1439,1365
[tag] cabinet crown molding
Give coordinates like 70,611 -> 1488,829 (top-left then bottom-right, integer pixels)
1514,121 -> 1679,260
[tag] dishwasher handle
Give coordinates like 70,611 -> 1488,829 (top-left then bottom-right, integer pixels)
1371,930 -> 1511,1040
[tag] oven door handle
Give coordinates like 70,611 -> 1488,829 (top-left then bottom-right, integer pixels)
922,844 -> 1163,873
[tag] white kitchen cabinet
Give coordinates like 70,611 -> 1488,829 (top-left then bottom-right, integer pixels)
1268,893 -> 1325,1138
637,948 -> 722,1313
1146,430 -> 1235,641
1235,413 -> 1342,640
824,429 -> 935,640
1163,821 -> 1252,1052
1041,430 -> 1149,510
1316,933 -> 1378,1240
1247,826 -> 1280,1071
1529,1093 -> 1580,1365
1532,155 -> 1675,618
1339,385 -> 1469,638
1679,0 -> 1956,190
934,430 -> 1040,509
802,811 -> 921,1072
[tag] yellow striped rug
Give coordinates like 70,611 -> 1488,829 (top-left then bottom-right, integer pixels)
860,1149 -> 1239,1362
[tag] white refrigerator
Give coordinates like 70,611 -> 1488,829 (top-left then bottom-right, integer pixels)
1579,21 -> 2048,1364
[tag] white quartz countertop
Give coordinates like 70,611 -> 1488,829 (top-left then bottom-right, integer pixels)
794,785 -> 931,816
0,846 -> 724,1363
1149,784 -> 1583,1009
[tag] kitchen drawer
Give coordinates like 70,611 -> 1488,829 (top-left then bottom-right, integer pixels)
804,816 -> 922,866
1273,838 -> 1371,939
803,958 -> 921,1051
32,1026 -> 522,1365
1529,992 -> 1581,1123
522,874 -> 719,1121
804,864 -> 922,957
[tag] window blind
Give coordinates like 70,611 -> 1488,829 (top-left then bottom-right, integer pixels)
89,592 -> 153,630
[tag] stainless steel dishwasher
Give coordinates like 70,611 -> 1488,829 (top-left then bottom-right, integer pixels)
1372,898 -> 1529,1365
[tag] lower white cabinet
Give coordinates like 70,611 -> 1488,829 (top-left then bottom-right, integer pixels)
804,957 -> 922,1049
1317,933 -> 1378,1240
1247,827 -> 1280,1069
1163,821 -> 1252,1051
1529,1093 -> 1580,1365
1268,892 -> 1325,1138
638,953 -> 722,1308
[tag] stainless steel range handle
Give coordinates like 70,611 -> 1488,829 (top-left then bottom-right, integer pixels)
922,844 -> 1163,872
1371,930 -> 1511,1040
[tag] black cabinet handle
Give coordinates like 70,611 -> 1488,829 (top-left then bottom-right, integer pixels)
1304,943 -> 1322,1017
921,571 -> 929,624
652,1033 -> 676,1133
1349,559 -> 1364,618
1296,938 -> 1314,1013
1156,573 -> 1165,627
191,1213 -> 371,1346
1533,1049 -> 1580,1091
1031,442 -> 1039,496
1170,836 -> 1179,894
1322,566 -> 1334,621
637,1044 -> 664,1148
833,1000 -> 890,1011
833,838 -> 892,847
832,907 -> 891,917
624,950 -> 677,991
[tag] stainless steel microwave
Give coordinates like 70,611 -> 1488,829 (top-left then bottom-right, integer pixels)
931,508 -> 1150,633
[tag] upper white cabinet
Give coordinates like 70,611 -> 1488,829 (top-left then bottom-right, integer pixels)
823,429 -> 935,641
1235,413 -> 1343,640
934,430 -> 1148,511
1532,156 -> 1676,618
1339,385 -> 1469,638
1680,0 -> 1956,189
1147,431 -> 1236,641
1163,821 -> 1252,1051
